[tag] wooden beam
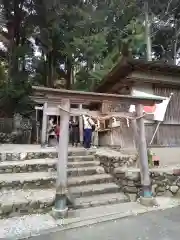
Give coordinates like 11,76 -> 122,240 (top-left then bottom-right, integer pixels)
35,106 -> 43,110
45,107 -> 100,117
38,105 -> 134,119
32,86 -> 165,105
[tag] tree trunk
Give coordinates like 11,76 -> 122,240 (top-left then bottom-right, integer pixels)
47,51 -> 56,88
173,19 -> 178,65
7,24 -> 14,82
66,58 -> 72,89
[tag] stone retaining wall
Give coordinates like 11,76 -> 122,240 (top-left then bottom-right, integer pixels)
113,168 -> 180,200
96,152 -> 180,201
95,149 -> 137,170
0,152 -> 58,161
0,150 -> 95,161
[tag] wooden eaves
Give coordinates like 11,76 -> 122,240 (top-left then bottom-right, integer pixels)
95,57 -> 180,93
32,85 -> 165,106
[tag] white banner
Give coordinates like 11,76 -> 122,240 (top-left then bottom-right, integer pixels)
154,98 -> 170,121
129,90 -> 170,122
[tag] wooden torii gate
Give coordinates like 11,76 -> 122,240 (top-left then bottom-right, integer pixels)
32,86 -> 165,218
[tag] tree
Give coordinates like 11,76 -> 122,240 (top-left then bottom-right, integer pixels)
1,0 -> 180,118
148,0 -> 180,64
0,0 -> 34,116
73,0 -> 145,91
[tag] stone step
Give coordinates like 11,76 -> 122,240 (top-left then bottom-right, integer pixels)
68,166 -> 101,177
68,155 -> 95,162
0,187 -> 126,218
0,189 -> 55,218
70,182 -> 120,198
0,149 -> 96,161
0,159 -> 99,173
0,172 -> 113,190
73,192 -> 129,209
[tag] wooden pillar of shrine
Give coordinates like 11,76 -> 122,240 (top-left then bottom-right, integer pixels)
79,104 -> 84,145
41,102 -> 48,146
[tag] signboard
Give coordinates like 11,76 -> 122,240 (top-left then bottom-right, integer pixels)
111,117 -> 121,128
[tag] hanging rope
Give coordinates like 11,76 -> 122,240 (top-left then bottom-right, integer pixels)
58,105 -> 146,121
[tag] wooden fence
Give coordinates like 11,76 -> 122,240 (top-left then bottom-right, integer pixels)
146,123 -> 180,146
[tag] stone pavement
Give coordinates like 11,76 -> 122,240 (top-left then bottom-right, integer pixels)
31,205 -> 180,240
0,197 -> 180,239
0,144 -> 80,153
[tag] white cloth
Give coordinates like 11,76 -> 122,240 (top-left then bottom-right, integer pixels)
83,115 -> 94,129
154,98 -> 170,121
129,98 -> 170,122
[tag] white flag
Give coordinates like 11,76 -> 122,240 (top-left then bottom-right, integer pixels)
154,98 -> 170,122
129,90 -> 170,122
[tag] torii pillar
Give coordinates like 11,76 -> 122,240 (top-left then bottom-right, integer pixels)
136,104 -> 156,206
53,98 -> 70,218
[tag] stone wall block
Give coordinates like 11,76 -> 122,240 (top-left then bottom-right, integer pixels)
170,185 -> 179,194
157,186 -> 166,192
175,188 -> 180,197
152,184 -> 158,195
123,186 -> 138,193
173,177 -> 180,187
125,171 -> 140,181
163,190 -> 174,197
127,180 -> 135,187
166,174 -> 178,182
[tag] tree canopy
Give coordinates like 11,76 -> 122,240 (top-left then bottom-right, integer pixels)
0,0 -> 180,116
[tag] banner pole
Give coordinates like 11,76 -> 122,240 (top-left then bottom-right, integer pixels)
149,93 -> 173,145
149,121 -> 161,145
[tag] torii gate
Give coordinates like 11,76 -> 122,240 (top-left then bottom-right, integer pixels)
32,86 -> 165,218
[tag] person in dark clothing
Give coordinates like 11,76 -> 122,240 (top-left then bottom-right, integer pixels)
55,123 -> 60,143
71,120 -> 79,147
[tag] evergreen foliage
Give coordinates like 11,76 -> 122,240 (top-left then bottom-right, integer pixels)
0,0 -> 179,115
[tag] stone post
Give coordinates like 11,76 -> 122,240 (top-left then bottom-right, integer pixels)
53,98 -> 70,218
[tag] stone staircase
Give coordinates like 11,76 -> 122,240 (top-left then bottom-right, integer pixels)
0,148 -> 129,219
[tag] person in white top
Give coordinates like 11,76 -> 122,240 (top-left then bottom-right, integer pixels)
92,118 -> 100,148
82,114 -> 95,149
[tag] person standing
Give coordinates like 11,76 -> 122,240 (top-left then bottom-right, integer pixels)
71,119 -> 79,147
83,114 -> 95,149
55,123 -> 60,143
69,120 -> 72,145
47,118 -> 56,146
92,118 -> 100,148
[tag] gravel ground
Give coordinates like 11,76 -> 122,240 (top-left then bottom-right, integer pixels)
0,214 -> 58,239
0,197 -> 180,239
31,206 -> 180,240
